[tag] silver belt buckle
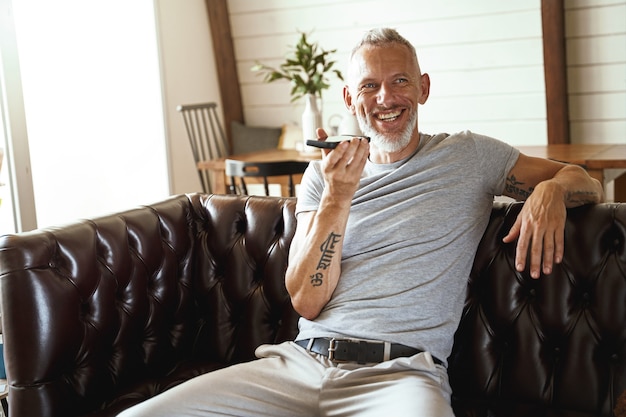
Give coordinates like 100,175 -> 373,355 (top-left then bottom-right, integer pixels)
327,338 -> 338,361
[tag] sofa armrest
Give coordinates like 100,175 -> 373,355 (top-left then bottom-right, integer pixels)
0,194 -> 196,417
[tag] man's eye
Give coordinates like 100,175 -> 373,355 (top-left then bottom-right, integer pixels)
362,83 -> 376,89
396,78 -> 408,84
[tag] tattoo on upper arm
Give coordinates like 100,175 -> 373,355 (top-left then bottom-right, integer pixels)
309,232 -> 342,287
505,175 -> 534,199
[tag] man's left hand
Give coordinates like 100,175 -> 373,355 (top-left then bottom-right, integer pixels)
502,182 -> 567,279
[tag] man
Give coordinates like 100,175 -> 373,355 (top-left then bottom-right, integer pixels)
120,27 -> 603,417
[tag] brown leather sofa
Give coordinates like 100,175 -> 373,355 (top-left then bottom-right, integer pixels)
0,193 -> 624,417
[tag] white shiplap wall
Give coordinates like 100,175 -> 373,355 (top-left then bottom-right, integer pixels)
228,0 -> 548,146
158,0 -> 624,196
565,0 -> 626,145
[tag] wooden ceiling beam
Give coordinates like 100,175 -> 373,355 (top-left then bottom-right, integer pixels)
541,0 -> 570,144
205,0 -> 243,152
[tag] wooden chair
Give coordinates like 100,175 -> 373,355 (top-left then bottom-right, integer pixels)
177,102 -> 229,193
225,159 -> 310,197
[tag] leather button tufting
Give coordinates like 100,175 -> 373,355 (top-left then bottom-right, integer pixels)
236,218 -> 247,234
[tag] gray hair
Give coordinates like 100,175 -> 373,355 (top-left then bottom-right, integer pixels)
350,28 -> 419,67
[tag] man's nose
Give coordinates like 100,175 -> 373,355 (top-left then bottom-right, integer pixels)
376,82 -> 392,105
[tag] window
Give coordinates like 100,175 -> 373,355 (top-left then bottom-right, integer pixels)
1,0 -> 169,231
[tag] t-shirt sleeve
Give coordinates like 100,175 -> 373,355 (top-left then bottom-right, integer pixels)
470,132 -> 520,196
295,160 -> 325,215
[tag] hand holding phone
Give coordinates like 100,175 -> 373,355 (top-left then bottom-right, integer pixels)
306,135 -> 370,149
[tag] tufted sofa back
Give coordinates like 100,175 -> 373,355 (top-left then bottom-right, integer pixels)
189,193 -> 300,362
0,194 -> 624,417
449,202 -> 626,416
0,194 -> 300,416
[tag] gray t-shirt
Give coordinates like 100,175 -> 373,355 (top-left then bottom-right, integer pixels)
294,130 -> 520,366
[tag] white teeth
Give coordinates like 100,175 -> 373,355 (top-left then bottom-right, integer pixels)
378,110 -> 401,120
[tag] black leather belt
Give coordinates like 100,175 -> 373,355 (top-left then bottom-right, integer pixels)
295,338 -> 443,366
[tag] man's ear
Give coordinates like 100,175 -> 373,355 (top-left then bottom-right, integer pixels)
419,73 -> 430,105
343,85 -> 356,114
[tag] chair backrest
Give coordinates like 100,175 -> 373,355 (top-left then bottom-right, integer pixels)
177,102 -> 229,193
225,159 -> 310,197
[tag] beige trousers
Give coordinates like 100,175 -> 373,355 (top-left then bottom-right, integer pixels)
117,341 -> 454,417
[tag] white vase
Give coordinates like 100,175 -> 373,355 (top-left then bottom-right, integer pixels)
301,93 -> 322,153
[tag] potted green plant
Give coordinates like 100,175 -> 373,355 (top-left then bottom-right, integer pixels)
252,31 -> 343,151
252,31 -> 343,102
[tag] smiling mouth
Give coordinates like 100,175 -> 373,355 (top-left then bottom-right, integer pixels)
376,109 -> 402,122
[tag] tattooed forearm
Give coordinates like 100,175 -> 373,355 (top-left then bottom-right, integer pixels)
566,190 -> 600,205
505,175 -> 600,205
317,232 -> 341,270
310,272 -> 324,287
309,232 -> 342,287
505,175 -> 534,200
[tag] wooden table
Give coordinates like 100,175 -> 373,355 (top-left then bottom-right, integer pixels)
517,144 -> 626,183
198,144 -> 626,198
197,148 -> 321,195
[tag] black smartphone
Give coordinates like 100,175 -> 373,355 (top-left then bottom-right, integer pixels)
306,135 -> 370,149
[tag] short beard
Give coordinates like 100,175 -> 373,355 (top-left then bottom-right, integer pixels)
356,109 -> 417,154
